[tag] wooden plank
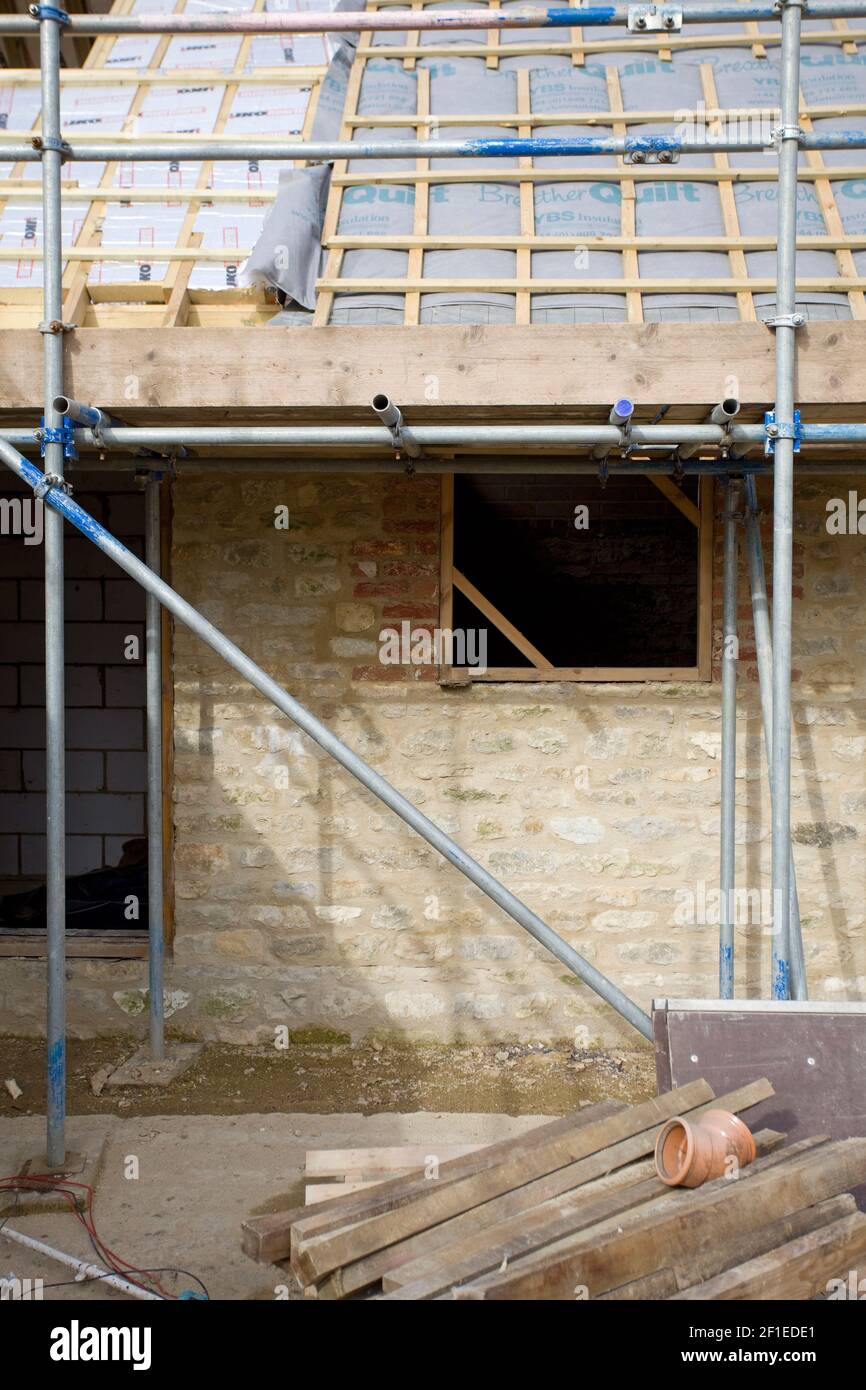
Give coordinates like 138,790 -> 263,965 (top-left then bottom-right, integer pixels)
384,1170 -> 676,1301
453,1136 -> 866,1300
323,235 -> 866,252
382,1126 -> 786,1301
438,474 -> 454,680
316,277 -> 866,294
292,1081 -> 717,1283
305,1145 -> 481,1178
466,667 -> 701,682
353,31 -> 866,60
452,567 -> 553,669
403,66 -> 430,327
0,932 -> 147,959
318,1157 -> 659,1300
403,0 -> 422,72
161,232 -> 202,328
3,323 -> 865,414
334,103 -> 866,129
17,239 -> 866,262
241,1100 -> 623,1268
486,0 -> 501,71
333,165 -> 866,189
672,1210 -> 866,1301
242,1204 -> 311,1264
0,69 -> 324,88
606,66 -> 641,324
600,1268 -> 680,1300
463,1140 -> 837,1302
647,476 -> 701,528
701,63 -> 755,323
798,77 -> 866,321
601,1193 -> 857,1298
289,1099 -> 627,1262
312,19 -> 365,327
306,1181 -> 381,1204
62,2 -> 177,321
320,1083 -> 778,1299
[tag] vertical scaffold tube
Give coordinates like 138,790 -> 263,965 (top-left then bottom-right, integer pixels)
743,477 -> 808,999
770,0 -> 804,1000
39,9 -> 67,1169
720,480 -> 739,997
145,479 -> 165,1059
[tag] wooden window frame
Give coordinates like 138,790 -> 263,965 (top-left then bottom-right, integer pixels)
0,479 -> 175,960
438,473 -> 714,684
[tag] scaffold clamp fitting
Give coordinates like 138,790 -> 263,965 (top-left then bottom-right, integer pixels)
764,409 -> 802,456
28,6 -> 70,25
39,417 -> 78,464
764,312 -> 806,329
625,146 -> 680,165
32,135 -> 72,160
33,471 -> 73,501
38,319 -> 75,334
628,5 -> 682,32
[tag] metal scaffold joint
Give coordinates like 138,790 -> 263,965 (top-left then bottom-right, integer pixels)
764,410 -> 802,455
628,4 -> 683,29
32,135 -> 72,159
38,418 -> 77,464
28,4 -> 70,23
773,123 -> 803,150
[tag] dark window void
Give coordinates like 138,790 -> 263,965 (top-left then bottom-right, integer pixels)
0,475 -> 149,932
453,474 -> 700,669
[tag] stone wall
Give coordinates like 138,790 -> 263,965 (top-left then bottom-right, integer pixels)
1,469 -> 864,1046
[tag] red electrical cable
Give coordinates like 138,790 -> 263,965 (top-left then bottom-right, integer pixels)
0,1172 -> 175,1298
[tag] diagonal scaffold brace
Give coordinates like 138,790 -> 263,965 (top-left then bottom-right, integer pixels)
0,439 -> 653,1044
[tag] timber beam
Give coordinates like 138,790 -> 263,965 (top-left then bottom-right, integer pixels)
1,324 -> 865,425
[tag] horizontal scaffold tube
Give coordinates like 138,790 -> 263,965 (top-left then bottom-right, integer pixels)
28,457 -> 866,476
5,132 -> 866,162
6,423 -> 866,450
1,4 -> 866,35
0,439 -> 653,1042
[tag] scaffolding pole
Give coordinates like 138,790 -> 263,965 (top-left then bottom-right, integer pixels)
720,480 -> 739,999
743,476 -> 807,1000
7,422 -> 866,451
2,3 -> 866,34
770,0 -> 804,1000
0,440 -> 653,1044
4,132 -> 866,163
144,478 -> 165,1061
38,6 -> 67,1171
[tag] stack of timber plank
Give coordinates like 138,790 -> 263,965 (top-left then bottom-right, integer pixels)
303,1146 -> 483,1206
241,1079 -> 866,1300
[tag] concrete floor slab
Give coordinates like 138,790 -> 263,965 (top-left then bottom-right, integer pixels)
0,1116 -> 112,1218
0,1110 -> 547,1301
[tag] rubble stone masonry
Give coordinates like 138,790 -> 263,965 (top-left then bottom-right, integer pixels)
2,471 -> 864,1046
